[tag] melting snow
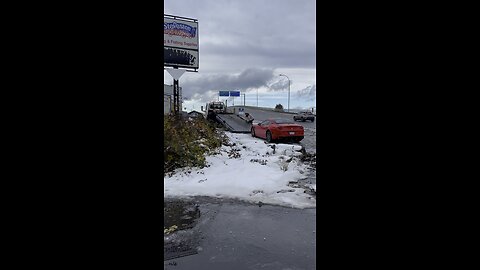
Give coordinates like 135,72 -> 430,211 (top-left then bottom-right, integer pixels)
164,132 -> 316,208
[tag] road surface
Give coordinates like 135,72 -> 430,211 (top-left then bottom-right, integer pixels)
164,197 -> 316,269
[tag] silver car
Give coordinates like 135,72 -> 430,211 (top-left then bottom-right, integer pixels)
293,111 -> 315,122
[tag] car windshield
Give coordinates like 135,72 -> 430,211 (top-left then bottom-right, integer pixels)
273,119 -> 294,124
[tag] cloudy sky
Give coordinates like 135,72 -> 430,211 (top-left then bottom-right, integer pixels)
164,0 -> 316,112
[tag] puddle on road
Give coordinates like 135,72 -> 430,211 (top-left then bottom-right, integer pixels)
164,200 -> 202,261
164,200 -> 201,229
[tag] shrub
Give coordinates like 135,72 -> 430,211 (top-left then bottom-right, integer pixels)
274,104 -> 284,112
164,115 -> 225,175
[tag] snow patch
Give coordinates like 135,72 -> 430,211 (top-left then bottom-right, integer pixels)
164,133 -> 316,208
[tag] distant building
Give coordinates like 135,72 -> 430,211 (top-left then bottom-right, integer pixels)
188,110 -> 204,118
164,84 -> 182,115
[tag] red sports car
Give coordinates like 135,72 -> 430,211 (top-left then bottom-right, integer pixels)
251,119 -> 304,143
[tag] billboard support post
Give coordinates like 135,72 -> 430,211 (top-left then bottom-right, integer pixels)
173,79 -> 180,115
166,68 -> 186,116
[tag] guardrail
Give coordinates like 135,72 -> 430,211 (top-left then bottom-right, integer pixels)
230,106 -> 299,115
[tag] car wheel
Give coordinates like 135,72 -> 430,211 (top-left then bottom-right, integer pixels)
302,118 -> 306,122
251,127 -> 256,137
266,131 -> 272,143
311,118 -> 315,122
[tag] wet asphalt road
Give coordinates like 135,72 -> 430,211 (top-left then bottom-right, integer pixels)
164,107 -> 317,269
232,106 -> 316,154
164,198 -> 316,270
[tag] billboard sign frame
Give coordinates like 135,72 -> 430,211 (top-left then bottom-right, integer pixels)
164,14 -> 199,71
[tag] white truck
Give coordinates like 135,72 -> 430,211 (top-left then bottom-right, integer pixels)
205,101 -> 226,120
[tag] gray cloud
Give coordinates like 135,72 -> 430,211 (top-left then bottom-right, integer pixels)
201,42 -> 315,70
297,84 -> 316,100
188,91 -> 218,103
179,68 -> 274,100
165,0 -> 316,73
268,78 -> 290,91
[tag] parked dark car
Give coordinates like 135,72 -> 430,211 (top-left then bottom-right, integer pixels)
293,111 -> 315,122
251,119 -> 304,143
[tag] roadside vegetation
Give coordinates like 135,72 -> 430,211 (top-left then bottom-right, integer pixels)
274,104 -> 284,112
164,115 -> 227,175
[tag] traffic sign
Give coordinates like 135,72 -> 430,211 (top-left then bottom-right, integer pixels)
219,91 -> 229,96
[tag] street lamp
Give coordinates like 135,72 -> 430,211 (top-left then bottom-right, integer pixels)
279,74 -> 290,112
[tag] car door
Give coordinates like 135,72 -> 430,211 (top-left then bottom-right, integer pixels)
257,120 -> 269,139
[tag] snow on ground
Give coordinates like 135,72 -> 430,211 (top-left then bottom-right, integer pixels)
164,132 -> 316,209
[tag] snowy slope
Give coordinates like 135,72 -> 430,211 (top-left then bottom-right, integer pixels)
164,133 -> 316,208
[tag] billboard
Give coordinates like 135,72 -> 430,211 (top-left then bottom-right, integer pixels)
164,15 -> 199,70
